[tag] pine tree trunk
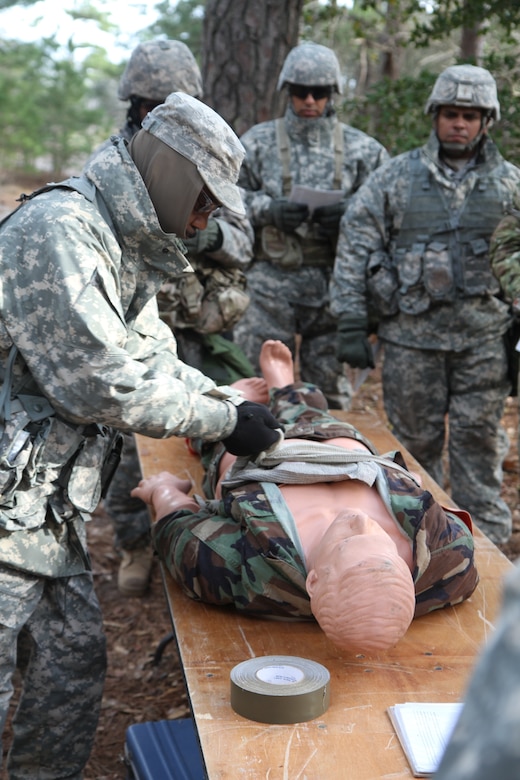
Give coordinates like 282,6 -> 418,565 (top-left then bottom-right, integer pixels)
202,0 -> 304,136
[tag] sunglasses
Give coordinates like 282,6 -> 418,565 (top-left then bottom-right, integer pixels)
289,85 -> 332,101
193,188 -> 221,215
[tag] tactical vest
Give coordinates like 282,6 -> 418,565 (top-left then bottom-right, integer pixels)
389,151 -> 504,315
0,180 -> 123,546
257,118 -> 344,269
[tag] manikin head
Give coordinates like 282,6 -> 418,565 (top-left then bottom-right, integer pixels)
306,510 -> 416,653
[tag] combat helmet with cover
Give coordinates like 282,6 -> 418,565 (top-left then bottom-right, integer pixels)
277,41 -> 343,94
424,64 -> 500,121
118,39 -> 203,102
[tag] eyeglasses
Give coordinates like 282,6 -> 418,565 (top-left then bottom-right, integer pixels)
193,188 -> 221,215
288,85 -> 332,101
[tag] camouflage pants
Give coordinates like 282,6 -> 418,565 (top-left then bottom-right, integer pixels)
382,338 -> 512,544
0,565 -> 106,778
104,432 -> 151,551
233,261 -> 352,410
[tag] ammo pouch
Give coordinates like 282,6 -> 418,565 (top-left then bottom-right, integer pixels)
0,399 -> 122,530
65,425 -> 123,511
162,265 -> 250,334
195,265 -> 250,333
422,241 -> 455,301
391,241 -> 454,316
462,238 -> 499,297
366,250 -> 399,317
259,225 -> 304,269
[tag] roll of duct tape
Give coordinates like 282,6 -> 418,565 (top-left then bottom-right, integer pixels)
230,655 -> 330,724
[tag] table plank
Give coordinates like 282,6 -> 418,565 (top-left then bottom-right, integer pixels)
136,411 -> 512,779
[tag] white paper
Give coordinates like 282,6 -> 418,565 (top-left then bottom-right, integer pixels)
289,185 -> 344,215
388,702 -> 463,776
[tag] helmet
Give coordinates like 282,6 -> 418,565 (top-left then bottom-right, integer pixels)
424,64 -> 500,121
118,39 -> 203,102
277,42 -> 343,95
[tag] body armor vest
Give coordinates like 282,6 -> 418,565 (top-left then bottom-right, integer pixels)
390,150 -> 505,314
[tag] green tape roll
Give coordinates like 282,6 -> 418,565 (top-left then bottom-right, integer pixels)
230,655 -> 330,724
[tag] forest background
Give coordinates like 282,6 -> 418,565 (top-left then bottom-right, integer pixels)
2,0 -> 520,179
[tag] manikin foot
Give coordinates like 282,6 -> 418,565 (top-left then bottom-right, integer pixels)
259,340 -> 294,389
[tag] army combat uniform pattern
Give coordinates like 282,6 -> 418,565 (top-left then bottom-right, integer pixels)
153,382 -> 478,621
490,188 -> 520,464
0,135 -> 242,776
331,131 -> 520,543
234,105 -> 389,410
435,559 -> 520,780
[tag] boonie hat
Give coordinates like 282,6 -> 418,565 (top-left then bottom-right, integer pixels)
142,92 -> 245,215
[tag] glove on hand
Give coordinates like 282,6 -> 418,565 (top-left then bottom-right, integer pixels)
183,219 -> 223,255
313,200 -> 347,239
336,314 -> 375,369
268,198 -> 309,234
223,401 -> 284,457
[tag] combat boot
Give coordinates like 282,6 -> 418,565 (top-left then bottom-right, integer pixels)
117,545 -> 154,597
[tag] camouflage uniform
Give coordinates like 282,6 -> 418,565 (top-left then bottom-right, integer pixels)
0,95 -> 249,776
490,188 -> 520,461
153,382 -> 478,620
331,67 -> 520,545
233,42 -> 389,410
98,40 -> 255,558
435,560 -> 520,780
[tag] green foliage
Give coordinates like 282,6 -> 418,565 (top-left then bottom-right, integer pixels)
357,0 -> 520,46
338,53 -> 520,167
148,0 -> 205,61
338,70 -> 435,156
0,36 -> 117,176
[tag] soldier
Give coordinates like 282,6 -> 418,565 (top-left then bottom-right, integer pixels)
435,560 -> 520,780
233,41 -> 389,411
331,65 -> 520,545
0,93 -> 281,778
117,39 -> 204,140
490,188 -> 520,463
134,340 -> 478,654
98,39 -> 255,598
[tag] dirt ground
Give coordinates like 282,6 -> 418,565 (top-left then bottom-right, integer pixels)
0,175 -> 519,779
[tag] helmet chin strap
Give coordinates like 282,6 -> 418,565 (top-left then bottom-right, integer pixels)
436,110 -> 493,159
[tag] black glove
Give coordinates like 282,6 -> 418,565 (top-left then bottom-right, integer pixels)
183,219 -> 223,255
223,401 -> 284,457
313,200 -> 347,239
268,198 -> 309,234
336,314 -> 375,369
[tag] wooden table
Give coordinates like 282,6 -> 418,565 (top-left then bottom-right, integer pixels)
136,409 -> 512,779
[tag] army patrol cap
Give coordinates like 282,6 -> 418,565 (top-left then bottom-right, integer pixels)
118,39 -> 203,101
277,41 -> 343,94
425,64 -> 500,120
141,92 -> 246,215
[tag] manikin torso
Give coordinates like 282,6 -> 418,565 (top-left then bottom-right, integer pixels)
217,436 -> 414,571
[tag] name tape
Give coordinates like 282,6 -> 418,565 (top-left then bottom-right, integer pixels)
230,655 -> 330,724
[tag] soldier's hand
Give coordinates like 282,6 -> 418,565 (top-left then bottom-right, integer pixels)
336,314 -> 375,369
183,219 -> 223,255
223,401 -> 284,457
313,200 -> 347,239
269,198 -> 309,234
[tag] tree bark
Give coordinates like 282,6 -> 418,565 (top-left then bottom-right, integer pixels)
202,0 -> 304,136
460,23 -> 484,63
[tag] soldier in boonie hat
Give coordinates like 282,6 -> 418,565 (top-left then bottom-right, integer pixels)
141,92 -> 246,216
